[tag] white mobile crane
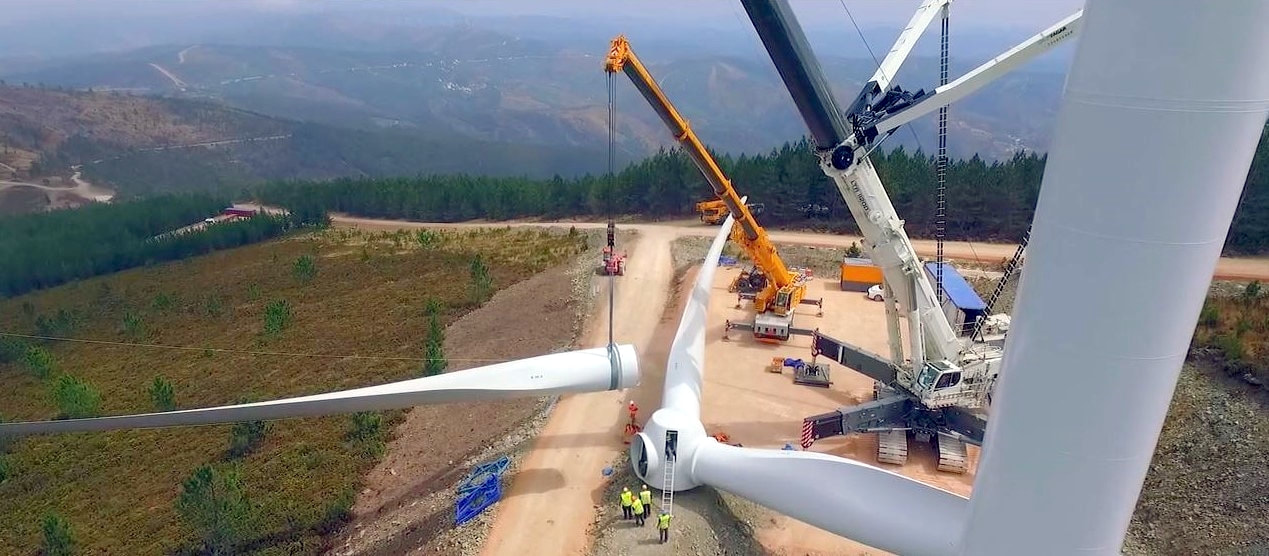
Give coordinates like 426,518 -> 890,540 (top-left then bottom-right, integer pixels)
741,0 -> 1082,471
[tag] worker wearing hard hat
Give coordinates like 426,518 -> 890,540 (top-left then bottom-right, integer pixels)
620,486 -> 634,520
630,495 -> 645,526
658,511 -> 672,543
639,485 -> 652,519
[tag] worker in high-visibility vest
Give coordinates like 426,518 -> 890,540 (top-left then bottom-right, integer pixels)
630,496 -> 645,526
658,511 -> 672,543
620,486 -> 634,520
639,484 -> 652,519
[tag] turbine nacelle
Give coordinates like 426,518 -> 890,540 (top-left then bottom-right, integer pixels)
629,407 -> 708,491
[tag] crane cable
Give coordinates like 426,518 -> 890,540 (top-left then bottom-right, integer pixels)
839,0 -> 926,153
605,71 -> 617,348
935,3 -> 950,302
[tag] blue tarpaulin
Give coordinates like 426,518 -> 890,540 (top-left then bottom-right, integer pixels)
454,456 -> 512,525
923,262 -> 986,311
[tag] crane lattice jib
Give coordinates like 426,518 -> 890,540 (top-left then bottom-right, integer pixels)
605,35 -> 795,290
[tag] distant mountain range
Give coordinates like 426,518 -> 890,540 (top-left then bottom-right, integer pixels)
0,85 -> 605,203
1,14 -> 1068,164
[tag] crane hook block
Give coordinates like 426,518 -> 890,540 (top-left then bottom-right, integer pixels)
830,145 -> 855,170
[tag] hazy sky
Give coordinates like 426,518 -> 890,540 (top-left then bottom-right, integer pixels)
5,0 -> 1084,29
446,0 -> 1084,29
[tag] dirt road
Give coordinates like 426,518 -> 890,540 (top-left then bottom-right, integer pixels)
0,168 -> 115,211
331,215 -> 1269,281
479,227 -> 678,555
149,62 -> 188,89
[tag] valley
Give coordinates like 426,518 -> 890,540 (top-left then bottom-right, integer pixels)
3,33 -> 1065,163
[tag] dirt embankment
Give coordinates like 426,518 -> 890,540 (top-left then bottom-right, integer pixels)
331,246 -> 599,555
1124,360 -> 1269,554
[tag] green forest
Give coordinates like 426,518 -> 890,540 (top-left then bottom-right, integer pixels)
0,196 -> 325,297
79,123 -> 608,197
256,127 -> 1269,253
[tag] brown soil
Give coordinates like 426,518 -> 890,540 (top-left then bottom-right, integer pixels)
699,268 -> 975,556
331,260 -> 586,554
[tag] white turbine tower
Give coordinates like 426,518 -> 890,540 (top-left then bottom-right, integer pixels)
0,346 -> 638,435
628,1 -> 1269,555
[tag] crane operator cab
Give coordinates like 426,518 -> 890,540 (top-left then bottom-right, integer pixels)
911,360 -> 969,408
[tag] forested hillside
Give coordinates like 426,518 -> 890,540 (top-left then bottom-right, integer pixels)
258,129 -> 1269,254
0,84 -> 287,177
83,123 -> 607,196
0,85 -> 606,201
0,196 -> 325,297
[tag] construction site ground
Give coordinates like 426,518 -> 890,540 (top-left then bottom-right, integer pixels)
701,266 -> 976,555
322,217 -> 1267,555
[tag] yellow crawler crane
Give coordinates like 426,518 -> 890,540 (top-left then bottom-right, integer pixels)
605,35 -> 820,341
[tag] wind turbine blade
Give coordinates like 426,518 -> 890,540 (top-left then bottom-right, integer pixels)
1,344 -> 638,436
691,441 -> 966,556
662,208 -> 736,418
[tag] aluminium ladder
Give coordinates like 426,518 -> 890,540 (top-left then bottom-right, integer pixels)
661,430 -> 678,516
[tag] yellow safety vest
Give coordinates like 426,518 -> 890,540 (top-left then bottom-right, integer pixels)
620,491 -> 633,507
631,498 -> 644,515
640,489 -> 652,505
658,513 -> 672,529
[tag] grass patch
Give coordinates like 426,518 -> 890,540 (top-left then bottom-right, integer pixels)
0,227 -> 584,553
1192,287 -> 1268,385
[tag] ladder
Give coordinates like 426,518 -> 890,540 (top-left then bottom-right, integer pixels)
660,430 -> 678,516
973,226 -> 1030,340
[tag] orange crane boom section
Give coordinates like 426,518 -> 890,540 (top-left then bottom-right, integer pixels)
604,35 -> 797,302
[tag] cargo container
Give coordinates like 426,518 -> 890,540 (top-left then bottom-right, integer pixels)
923,262 -> 987,336
840,257 -> 883,291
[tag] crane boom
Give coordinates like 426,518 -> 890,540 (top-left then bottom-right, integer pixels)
742,0 -> 1088,468
741,0 -> 960,366
604,35 -> 796,295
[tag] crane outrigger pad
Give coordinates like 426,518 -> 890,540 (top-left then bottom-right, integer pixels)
793,362 -> 832,388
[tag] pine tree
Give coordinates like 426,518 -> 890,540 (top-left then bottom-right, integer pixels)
423,299 -> 447,377
176,465 -> 254,554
